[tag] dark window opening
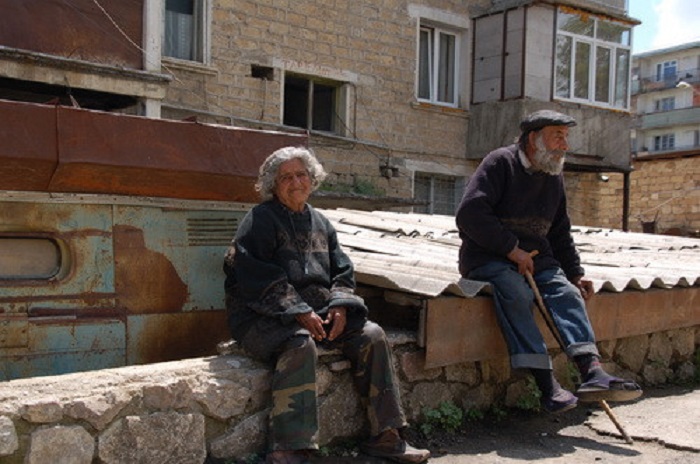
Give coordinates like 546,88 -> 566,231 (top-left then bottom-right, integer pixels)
283,75 -> 340,133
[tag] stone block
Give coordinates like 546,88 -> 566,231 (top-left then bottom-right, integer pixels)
142,379 -> 192,411
670,328 -> 696,360
642,363 -> 673,386
209,410 -> 268,459
98,412 -> 206,464
21,400 -> 63,424
399,351 -> 442,382
615,334 -> 649,373
318,379 -> 364,443
648,332 -> 673,366
404,381 -> 454,422
27,426 -> 93,464
66,390 -> 134,431
0,416 -> 19,457
444,362 -> 481,385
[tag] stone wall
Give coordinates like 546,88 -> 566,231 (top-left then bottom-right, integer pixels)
1,328 -> 698,464
565,156 -> 700,235
628,156 -> 700,235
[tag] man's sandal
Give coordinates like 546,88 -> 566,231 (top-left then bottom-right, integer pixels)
576,377 -> 642,402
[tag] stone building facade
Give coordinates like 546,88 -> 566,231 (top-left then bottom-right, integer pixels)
0,0 -> 641,217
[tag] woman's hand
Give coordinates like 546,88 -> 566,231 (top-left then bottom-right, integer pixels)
295,311 -> 326,341
324,307 -> 347,341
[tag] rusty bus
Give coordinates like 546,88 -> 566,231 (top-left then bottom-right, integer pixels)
0,99 -> 305,380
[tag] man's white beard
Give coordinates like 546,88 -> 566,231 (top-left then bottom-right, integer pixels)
533,135 -> 565,175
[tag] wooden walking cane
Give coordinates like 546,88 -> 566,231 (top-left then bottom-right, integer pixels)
525,251 -> 634,445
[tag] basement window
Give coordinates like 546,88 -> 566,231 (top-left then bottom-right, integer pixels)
413,173 -> 461,215
0,237 -> 61,280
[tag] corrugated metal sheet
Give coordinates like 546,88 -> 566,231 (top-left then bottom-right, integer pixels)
321,208 -> 700,298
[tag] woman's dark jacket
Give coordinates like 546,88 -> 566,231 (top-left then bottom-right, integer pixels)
223,198 -> 367,345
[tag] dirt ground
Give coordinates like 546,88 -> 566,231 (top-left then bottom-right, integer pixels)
411,391 -> 699,464
224,385 -> 699,464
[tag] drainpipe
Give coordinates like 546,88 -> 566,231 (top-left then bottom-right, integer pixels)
622,171 -> 630,231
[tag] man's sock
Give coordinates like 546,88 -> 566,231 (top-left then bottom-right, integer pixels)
530,368 -> 555,398
574,354 -> 605,383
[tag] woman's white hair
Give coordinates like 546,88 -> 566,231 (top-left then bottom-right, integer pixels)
255,146 -> 327,200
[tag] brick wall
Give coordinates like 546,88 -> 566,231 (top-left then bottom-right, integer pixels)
161,0 -> 484,198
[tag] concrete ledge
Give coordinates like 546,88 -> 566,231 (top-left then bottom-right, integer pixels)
0,328 -> 698,463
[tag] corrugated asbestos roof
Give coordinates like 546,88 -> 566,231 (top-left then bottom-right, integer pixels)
320,208 -> 700,298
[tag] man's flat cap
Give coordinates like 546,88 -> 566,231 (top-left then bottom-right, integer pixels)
520,110 -> 577,133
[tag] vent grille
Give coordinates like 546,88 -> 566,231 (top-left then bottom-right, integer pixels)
187,217 -> 238,246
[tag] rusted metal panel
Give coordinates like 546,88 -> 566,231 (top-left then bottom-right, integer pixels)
127,312 -> 229,365
0,319 -> 125,381
0,100 -> 306,202
0,201 -> 116,308
0,0 -> 143,69
1,192 -> 249,379
0,100 -> 57,190
113,205 -> 245,314
52,104 -> 304,202
424,287 -> 700,369
0,315 -> 28,349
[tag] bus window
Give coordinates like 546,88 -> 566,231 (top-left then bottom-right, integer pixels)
0,237 -> 61,280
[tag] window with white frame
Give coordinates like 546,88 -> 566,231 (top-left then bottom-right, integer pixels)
417,23 -> 460,107
164,0 -> 207,62
555,9 -> 631,109
654,97 -> 675,112
653,134 -> 675,151
656,60 -> 677,82
413,173 -> 460,215
283,73 -> 346,135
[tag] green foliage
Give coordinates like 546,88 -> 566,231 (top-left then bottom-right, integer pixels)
353,179 -> 383,196
516,376 -> 543,411
224,454 -> 263,464
318,179 -> 384,196
419,401 -> 464,436
566,361 -> 581,385
487,404 -> 508,421
464,407 -> 484,422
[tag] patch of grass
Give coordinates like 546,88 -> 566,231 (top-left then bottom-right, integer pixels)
515,376 -> 542,411
419,401 -> 464,436
487,404 -> 508,422
464,407 -> 484,422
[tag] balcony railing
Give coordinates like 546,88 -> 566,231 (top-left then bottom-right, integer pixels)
635,106 -> 700,130
635,142 -> 700,158
631,68 -> 700,94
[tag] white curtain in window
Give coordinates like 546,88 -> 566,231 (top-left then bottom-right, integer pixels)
165,9 -> 194,60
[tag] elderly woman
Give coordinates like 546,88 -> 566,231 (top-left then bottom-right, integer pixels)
223,146 -> 429,464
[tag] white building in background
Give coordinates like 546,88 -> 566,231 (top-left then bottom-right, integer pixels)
631,41 -> 700,158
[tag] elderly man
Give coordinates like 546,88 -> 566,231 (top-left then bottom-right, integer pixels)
455,110 -> 642,413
